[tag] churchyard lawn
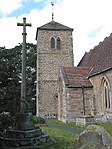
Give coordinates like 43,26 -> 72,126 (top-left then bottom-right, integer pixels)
35,119 -> 112,149
96,122 -> 112,136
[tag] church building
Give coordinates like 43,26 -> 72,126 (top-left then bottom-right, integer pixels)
35,15 -> 112,122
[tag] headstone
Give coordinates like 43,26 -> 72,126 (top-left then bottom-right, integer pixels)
74,131 -> 104,149
74,125 -> 112,149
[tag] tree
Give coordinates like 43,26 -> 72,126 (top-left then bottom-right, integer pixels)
0,43 -> 36,115
26,43 -> 37,114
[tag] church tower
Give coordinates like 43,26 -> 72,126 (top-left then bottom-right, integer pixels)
36,20 -> 74,117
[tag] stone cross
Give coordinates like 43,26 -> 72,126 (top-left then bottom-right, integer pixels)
17,18 -> 31,113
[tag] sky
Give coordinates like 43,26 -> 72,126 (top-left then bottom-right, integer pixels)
0,0 -> 112,65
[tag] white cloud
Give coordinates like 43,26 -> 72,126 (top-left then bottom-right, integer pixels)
33,0 -> 43,2
0,17 -> 19,47
0,0 -> 23,15
0,0 -> 112,65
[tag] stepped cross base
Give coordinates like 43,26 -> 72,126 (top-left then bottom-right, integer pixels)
0,113 -> 54,149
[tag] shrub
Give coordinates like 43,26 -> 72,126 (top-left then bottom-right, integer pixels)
32,116 -> 45,124
0,112 -> 15,133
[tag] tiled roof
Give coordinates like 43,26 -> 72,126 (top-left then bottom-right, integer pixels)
78,33 -> 112,77
61,67 -> 93,88
78,51 -> 92,67
38,20 -> 73,30
36,20 -> 73,40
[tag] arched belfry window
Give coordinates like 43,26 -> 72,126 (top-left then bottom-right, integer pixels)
101,77 -> 110,110
50,36 -> 61,50
51,37 -> 55,49
57,37 -> 61,49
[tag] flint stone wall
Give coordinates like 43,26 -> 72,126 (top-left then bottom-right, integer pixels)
94,113 -> 112,124
36,29 -> 74,117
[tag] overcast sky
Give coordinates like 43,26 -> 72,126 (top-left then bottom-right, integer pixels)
0,0 -> 112,65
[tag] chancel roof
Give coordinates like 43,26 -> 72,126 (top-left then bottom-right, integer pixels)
78,33 -> 112,77
61,67 -> 93,88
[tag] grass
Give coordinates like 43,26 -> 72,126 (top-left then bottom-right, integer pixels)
35,119 -> 112,148
41,125 -> 77,149
47,119 -> 84,130
47,119 -> 112,136
37,119 -> 84,149
97,122 -> 112,136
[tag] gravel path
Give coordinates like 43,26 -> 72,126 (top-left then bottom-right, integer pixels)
47,123 -> 83,134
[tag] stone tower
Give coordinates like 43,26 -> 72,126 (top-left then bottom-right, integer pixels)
36,20 -> 74,117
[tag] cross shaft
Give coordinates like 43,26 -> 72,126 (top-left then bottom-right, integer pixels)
17,17 -> 31,112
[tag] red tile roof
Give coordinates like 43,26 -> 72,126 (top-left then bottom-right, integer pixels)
78,33 -> 112,77
61,67 -> 93,88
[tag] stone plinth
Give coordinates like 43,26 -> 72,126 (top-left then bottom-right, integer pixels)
76,115 -> 94,127
15,113 -> 35,130
0,113 -> 53,148
1,128 -> 52,148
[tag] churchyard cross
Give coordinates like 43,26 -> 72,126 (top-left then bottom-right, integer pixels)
17,18 -> 31,112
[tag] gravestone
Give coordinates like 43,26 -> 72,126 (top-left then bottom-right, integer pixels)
74,125 -> 112,149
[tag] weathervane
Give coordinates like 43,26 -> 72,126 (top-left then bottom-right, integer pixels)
51,2 -> 54,21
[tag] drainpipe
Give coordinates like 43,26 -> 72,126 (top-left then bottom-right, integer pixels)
82,86 -> 85,115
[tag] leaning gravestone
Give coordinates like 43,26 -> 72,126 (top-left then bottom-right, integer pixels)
74,125 -> 112,149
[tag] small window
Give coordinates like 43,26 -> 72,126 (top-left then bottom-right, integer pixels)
57,37 -> 61,49
102,77 -> 110,110
51,37 -> 55,49
104,87 -> 108,108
